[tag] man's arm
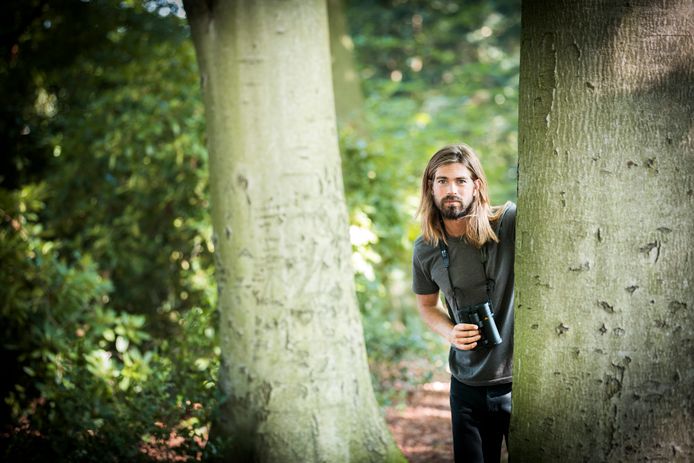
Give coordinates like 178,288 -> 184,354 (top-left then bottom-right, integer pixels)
415,293 -> 480,351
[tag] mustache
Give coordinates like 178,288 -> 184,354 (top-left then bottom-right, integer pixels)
442,195 -> 462,202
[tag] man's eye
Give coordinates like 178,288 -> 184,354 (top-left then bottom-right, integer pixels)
437,179 -> 446,184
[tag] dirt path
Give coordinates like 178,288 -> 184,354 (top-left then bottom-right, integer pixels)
385,380 -> 454,463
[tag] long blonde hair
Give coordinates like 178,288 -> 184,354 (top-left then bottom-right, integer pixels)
416,143 -> 509,248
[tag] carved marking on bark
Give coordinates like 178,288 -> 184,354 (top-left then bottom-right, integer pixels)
238,248 -> 253,258
605,361 -> 626,400
533,275 -> 551,288
292,309 -> 314,325
605,376 -> 622,400
569,40 -> 581,60
536,32 -> 557,128
556,322 -> 570,335
599,300 -> 615,313
236,174 -> 251,205
625,158 -> 662,171
606,403 -> 619,458
569,261 -> 591,272
639,240 -> 661,263
668,300 -> 686,313
541,415 -> 555,435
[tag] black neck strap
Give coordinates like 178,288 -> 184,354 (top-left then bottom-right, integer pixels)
439,240 -> 494,311
438,206 -> 509,309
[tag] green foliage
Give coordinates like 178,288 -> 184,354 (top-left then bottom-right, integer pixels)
1,0 -> 520,456
341,131 -> 448,403
1,1 -> 218,460
347,0 -> 520,204
340,0 -> 520,401
35,3 -> 212,329
1,185 -> 218,462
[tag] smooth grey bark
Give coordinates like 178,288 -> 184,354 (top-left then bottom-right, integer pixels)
511,0 -> 693,461
182,1 -> 404,461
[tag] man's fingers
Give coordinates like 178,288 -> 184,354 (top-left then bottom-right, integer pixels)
449,324 -> 481,350
454,333 -> 480,342
456,323 -> 479,331
453,330 -> 481,340
456,341 -> 477,351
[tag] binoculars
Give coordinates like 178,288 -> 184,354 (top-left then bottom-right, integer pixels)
454,301 -> 502,348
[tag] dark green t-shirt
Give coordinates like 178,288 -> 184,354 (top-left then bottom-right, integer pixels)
412,202 -> 516,386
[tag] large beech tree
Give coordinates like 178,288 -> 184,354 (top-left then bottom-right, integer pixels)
182,1 -> 404,461
512,0 -> 693,461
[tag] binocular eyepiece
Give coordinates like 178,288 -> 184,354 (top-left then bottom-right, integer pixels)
455,301 -> 502,348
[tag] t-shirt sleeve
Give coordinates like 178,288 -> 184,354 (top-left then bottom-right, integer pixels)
412,247 -> 439,295
504,202 -> 516,242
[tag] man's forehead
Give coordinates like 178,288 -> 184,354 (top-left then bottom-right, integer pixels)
434,163 -> 472,178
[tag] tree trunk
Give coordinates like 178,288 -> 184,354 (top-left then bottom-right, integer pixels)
183,1 -> 404,461
327,0 -> 367,136
511,0 -> 693,461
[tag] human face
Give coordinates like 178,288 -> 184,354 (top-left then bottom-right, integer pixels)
431,163 -> 479,220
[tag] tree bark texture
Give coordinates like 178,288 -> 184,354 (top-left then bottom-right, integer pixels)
183,1 -> 404,461
511,0 -> 693,461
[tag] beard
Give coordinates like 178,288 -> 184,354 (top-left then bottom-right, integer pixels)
437,196 -> 473,220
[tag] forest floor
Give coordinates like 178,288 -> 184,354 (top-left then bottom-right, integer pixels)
385,376 -> 454,463
138,362 -> 502,462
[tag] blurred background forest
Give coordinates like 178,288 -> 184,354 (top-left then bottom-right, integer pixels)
1,0 -> 519,460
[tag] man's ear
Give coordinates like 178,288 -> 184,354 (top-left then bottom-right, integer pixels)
473,179 -> 482,195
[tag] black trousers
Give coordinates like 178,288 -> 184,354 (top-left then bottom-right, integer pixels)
450,376 -> 512,463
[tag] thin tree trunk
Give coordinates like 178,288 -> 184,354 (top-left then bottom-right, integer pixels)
511,0 -> 693,461
183,1 -> 404,461
327,0 -> 367,136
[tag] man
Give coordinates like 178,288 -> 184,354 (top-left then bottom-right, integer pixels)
412,143 -> 515,463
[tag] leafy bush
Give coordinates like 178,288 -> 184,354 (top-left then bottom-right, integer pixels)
1,186 -> 218,462
341,133 -> 448,403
